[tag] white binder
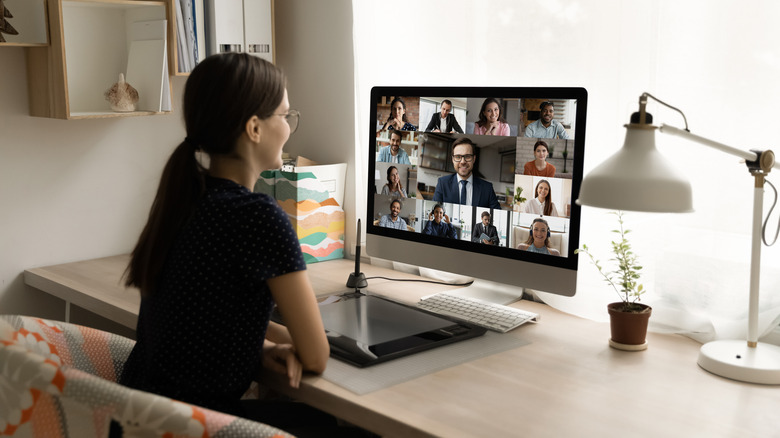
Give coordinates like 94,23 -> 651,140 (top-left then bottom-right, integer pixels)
205,0 -> 244,54
205,0 -> 274,61
243,0 -> 273,62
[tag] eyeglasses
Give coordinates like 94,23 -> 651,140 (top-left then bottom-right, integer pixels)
452,154 -> 475,162
275,109 -> 300,134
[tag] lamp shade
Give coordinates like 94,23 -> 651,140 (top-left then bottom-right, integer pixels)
577,125 -> 693,213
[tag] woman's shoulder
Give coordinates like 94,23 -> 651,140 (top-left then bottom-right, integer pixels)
205,181 -> 285,220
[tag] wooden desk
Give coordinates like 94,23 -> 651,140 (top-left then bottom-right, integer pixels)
25,256 -> 777,437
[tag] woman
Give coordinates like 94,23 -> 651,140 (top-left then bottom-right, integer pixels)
523,140 -> 556,177
120,54 -> 331,431
474,98 -> 510,136
381,165 -> 407,198
517,217 -> 560,256
524,179 -> 559,217
381,97 -> 417,131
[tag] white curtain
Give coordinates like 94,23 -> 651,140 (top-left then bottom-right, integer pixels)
352,0 -> 780,343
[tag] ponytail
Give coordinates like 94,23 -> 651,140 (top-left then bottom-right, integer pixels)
125,140 -> 205,296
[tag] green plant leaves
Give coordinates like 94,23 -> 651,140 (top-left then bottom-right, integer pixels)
576,211 -> 645,305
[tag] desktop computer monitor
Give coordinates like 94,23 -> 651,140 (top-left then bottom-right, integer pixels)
366,87 -> 587,299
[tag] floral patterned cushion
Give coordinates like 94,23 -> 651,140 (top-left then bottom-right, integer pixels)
0,315 -> 293,438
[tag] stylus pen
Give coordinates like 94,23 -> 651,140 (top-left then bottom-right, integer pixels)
354,219 -> 361,275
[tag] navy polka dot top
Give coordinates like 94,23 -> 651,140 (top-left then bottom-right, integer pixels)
120,176 -> 306,416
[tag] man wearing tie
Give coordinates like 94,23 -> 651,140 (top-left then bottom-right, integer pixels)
424,99 -> 464,133
433,138 -> 501,209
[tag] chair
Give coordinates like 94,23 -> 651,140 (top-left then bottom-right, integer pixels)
513,226 -> 568,254
0,315 -> 293,438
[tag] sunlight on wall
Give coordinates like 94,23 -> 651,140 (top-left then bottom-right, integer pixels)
353,0 -> 780,339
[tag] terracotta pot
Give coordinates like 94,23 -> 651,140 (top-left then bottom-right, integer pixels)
607,302 -> 652,351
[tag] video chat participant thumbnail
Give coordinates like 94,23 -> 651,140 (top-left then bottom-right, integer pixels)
472,211 -> 499,245
523,140 -> 556,177
380,97 -> 417,131
525,101 -> 569,139
378,198 -> 408,230
433,138 -> 501,210
425,99 -> 464,133
377,130 -> 411,164
423,204 -> 457,239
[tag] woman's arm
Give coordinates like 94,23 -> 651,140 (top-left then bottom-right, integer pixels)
268,270 -> 329,374
266,320 -> 293,344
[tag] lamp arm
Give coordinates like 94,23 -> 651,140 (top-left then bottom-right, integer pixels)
659,124 -> 761,163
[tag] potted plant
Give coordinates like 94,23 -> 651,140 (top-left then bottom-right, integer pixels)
575,211 -> 652,351
507,186 -> 526,211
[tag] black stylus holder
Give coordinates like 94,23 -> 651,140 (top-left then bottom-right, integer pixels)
346,271 -> 368,289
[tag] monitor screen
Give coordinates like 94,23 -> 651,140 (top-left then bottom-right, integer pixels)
366,87 -> 587,298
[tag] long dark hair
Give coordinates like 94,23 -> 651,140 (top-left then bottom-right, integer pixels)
535,179 -> 553,216
388,97 -> 409,122
125,53 -> 286,296
476,98 -> 506,128
385,165 -> 403,190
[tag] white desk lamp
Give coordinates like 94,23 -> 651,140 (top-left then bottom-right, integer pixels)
577,92 -> 780,384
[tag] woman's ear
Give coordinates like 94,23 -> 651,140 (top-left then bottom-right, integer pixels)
245,115 -> 262,143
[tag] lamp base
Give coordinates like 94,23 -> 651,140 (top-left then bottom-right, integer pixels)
697,340 -> 780,385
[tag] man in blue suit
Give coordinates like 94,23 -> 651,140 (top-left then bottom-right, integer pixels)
433,138 -> 501,209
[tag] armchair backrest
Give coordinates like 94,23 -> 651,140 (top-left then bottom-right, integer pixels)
0,315 -> 293,438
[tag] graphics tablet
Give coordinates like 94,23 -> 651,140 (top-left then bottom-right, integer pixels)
318,293 -> 486,367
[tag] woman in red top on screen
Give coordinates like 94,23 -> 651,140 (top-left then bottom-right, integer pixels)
517,217 -> 560,256
523,140 -> 556,177
524,179 -> 559,217
473,98 -> 510,136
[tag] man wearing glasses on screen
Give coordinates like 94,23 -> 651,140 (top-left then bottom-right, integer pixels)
433,138 -> 501,209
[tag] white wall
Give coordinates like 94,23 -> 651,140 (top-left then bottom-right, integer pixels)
273,0 -> 357,254
0,48 -> 186,335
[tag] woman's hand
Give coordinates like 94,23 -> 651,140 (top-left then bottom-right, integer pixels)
263,341 -> 303,389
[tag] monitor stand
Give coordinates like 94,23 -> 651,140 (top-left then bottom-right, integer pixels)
418,267 -> 525,305
445,279 -> 524,305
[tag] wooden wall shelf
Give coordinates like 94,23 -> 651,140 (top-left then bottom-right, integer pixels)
25,0 -> 175,120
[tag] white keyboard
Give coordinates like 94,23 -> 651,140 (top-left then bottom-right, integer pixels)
417,293 -> 539,333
